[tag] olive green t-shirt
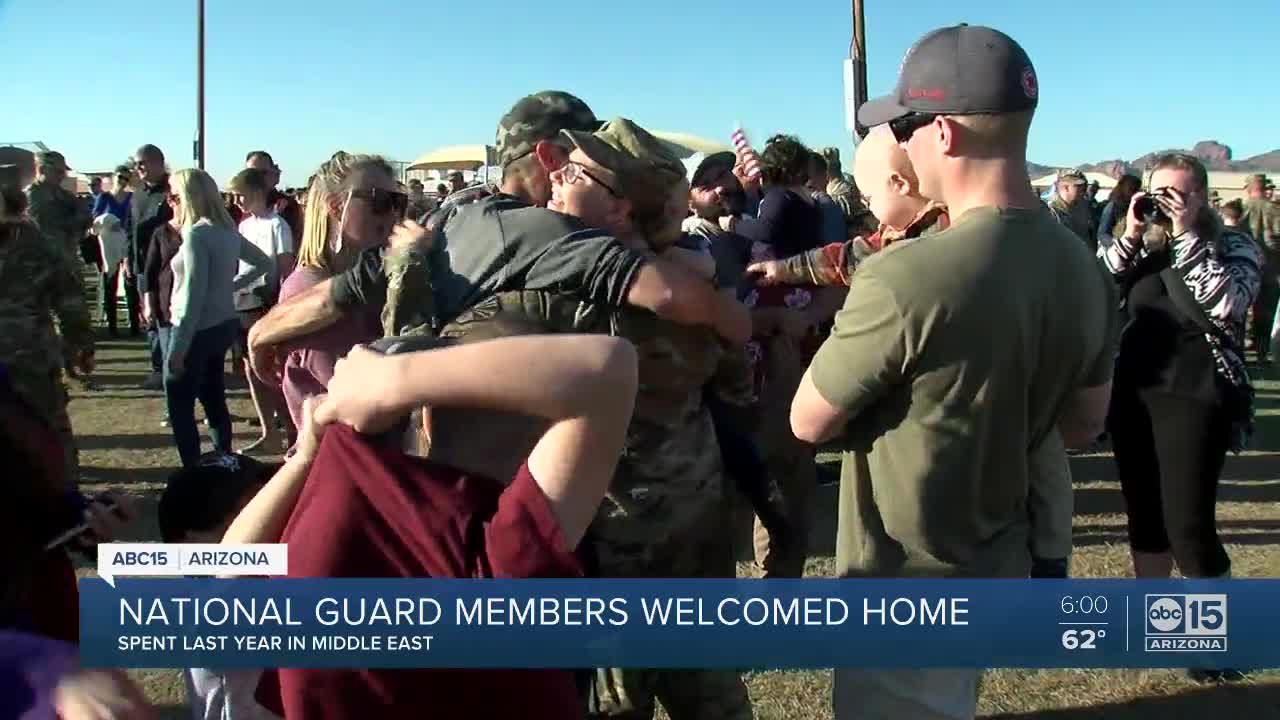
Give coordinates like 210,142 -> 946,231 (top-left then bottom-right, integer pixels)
810,206 -> 1117,578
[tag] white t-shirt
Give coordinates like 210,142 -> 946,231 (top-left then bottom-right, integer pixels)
235,212 -> 293,309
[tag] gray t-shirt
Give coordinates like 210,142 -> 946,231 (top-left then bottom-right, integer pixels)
330,195 -> 647,326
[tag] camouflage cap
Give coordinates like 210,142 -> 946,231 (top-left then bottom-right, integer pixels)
35,150 -> 69,170
495,91 -> 600,167
560,117 -> 685,211
1246,173 -> 1270,188
1057,168 -> 1087,186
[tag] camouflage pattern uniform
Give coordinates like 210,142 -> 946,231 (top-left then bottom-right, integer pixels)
401,118 -> 753,720
380,90 -> 600,339
1243,174 -> 1280,361
821,147 -> 878,238
0,220 -> 93,486
26,152 -> 93,387
25,155 -> 91,262
1047,169 -> 1095,250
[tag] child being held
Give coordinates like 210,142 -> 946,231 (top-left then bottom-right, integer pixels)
158,452 -> 281,720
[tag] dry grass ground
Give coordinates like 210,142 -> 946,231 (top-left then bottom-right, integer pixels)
68,281 -> 1280,718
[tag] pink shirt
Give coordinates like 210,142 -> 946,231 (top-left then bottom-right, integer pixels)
278,267 -> 380,429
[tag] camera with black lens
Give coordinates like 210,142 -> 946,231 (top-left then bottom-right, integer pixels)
1132,189 -> 1171,224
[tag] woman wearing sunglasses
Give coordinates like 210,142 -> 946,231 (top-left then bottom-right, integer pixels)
277,152 -> 403,435
164,169 -> 272,467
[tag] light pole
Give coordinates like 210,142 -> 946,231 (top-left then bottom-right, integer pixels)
850,0 -> 868,141
195,0 -> 206,169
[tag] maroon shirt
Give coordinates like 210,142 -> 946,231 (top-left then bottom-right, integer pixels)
260,425 -> 582,719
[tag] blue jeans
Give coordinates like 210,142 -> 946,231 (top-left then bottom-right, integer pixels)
162,320 -> 236,467
147,327 -> 164,374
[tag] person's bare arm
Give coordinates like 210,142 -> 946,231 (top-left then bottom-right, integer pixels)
246,280 -> 343,382
626,258 -> 751,344
315,336 -> 638,548
221,396 -> 325,546
1057,382 -> 1111,450
790,368 -> 850,444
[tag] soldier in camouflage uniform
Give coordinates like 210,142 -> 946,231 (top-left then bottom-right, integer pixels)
25,151 -> 94,389
420,120 -> 753,720
25,151 -> 92,261
0,189 -> 95,487
1047,168 -> 1095,250
1243,173 -> 1280,364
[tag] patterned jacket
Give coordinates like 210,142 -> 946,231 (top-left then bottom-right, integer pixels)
767,202 -> 950,287
1098,224 -> 1261,390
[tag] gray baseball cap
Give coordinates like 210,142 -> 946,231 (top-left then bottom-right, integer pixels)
858,24 -> 1039,128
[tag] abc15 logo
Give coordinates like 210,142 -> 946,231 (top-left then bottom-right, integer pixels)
1145,594 -> 1227,636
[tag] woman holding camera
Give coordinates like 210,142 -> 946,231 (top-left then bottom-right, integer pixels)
1099,153 -> 1260,586
1097,173 -> 1141,249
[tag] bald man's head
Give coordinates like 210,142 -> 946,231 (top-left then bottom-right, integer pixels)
853,125 -> 929,230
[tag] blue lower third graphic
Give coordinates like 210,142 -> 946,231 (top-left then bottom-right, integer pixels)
77,579 -> 1276,669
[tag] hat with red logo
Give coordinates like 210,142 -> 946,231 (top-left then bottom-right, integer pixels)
858,24 -> 1039,128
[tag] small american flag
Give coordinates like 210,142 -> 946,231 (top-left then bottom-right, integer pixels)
731,126 -> 761,180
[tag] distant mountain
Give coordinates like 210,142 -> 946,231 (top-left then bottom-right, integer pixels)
1030,140 -> 1280,179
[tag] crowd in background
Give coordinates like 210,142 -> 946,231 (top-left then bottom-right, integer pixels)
3,20 -> 1280,720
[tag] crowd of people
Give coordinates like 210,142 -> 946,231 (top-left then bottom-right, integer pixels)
3,20 -> 1280,720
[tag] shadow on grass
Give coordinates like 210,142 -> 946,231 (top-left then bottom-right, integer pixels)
80,464 -> 171,487
1075,480 -> 1280,518
1069,454 -> 1280,485
89,372 -> 154,390
1073,519 -> 1280,547
79,433 -> 176,451
987,680 -> 1280,719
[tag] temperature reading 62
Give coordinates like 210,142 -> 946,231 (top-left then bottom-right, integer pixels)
1062,629 -> 1105,650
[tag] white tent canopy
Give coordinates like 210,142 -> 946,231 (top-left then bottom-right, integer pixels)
407,145 -> 494,172
405,130 -> 729,174
1031,170 -> 1118,190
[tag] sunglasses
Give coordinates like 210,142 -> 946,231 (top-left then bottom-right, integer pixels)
560,161 -> 620,198
889,113 -> 938,144
349,188 -> 409,217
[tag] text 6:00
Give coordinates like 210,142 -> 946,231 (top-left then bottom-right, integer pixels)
1061,596 -> 1109,614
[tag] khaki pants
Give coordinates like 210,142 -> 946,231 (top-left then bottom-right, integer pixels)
833,668 -> 982,720
751,334 -> 815,578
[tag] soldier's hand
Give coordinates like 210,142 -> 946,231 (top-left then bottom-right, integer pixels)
247,330 -> 284,385
389,220 -> 431,252
746,260 -> 785,286
75,350 -> 96,375
315,346 -> 399,434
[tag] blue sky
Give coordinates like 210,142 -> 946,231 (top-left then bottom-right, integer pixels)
2,0 -> 1276,187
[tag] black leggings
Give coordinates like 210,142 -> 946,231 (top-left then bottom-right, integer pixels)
1108,388 -> 1231,577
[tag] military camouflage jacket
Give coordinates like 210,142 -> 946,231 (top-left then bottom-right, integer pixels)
435,248 -> 735,547
1242,198 -> 1280,258
0,221 -> 93,370
1048,196 -> 1094,249
26,181 -> 90,256
769,202 -> 949,287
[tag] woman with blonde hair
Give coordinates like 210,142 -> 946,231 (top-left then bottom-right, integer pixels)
277,152 -> 402,431
164,169 -> 272,466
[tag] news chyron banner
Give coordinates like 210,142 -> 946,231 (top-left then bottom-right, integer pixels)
81,545 -> 1275,669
